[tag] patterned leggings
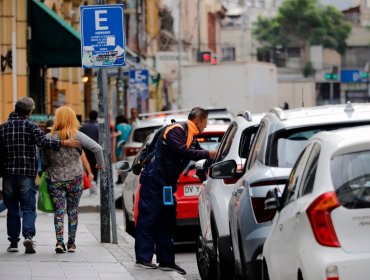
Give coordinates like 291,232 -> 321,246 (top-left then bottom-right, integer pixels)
47,177 -> 83,244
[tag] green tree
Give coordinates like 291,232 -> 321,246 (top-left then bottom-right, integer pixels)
253,0 -> 351,64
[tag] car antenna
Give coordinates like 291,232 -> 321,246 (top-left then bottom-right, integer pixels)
302,88 -> 304,107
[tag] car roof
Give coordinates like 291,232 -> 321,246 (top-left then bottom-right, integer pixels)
263,103 -> 370,130
311,125 -> 370,152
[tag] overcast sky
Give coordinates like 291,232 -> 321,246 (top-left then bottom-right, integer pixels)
319,0 -> 358,10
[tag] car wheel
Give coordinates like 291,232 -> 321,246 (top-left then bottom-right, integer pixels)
196,229 -> 216,280
115,195 -> 123,209
213,223 -> 233,280
262,259 -> 270,280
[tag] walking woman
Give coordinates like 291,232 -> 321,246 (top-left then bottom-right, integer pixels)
43,106 -> 104,253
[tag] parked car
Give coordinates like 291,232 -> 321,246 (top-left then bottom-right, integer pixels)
263,125 -> 370,280
121,124 -> 228,237
210,102 -> 370,280
196,111 -> 264,280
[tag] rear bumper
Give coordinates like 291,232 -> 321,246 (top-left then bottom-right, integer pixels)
176,198 -> 198,220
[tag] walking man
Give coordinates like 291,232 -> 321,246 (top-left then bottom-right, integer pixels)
135,107 -> 217,274
0,97 -> 80,253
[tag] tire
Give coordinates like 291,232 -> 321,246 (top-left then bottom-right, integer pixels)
262,259 -> 270,280
213,221 -> 233,280
196,229 -> 217,280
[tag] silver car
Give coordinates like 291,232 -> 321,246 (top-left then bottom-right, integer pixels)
197,111 -> 263,280
210,103 -> 370,280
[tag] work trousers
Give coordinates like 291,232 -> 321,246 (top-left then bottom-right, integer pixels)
135,174 -> 177,265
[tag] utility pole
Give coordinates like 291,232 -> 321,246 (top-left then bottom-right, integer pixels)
94,0 -> 117,244
177,0 -> 182,109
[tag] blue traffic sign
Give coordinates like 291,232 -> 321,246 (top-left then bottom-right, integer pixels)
340,70 -> 362,83
129,68 -> 149,98
80,4 -> 125,68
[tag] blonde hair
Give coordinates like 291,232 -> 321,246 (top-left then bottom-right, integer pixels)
50,106 -> 80,140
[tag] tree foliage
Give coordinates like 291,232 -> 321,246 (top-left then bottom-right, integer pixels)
253,0 -> 351,55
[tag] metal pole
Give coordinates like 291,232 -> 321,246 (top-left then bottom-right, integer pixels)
177,0 -> 182,109
95,0 -> 117,244
330,81 -> 333,104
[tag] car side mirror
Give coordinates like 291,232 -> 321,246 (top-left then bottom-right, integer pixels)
210,160 -> 237,179
115,161 -> 131,172
264,188 -> 280,211
117,140 -> 126,149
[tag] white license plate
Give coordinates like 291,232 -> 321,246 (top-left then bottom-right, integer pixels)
184,185 -> 201,197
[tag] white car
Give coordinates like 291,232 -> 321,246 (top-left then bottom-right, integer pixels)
263,125 -> 370,280
196,111 -> 263,280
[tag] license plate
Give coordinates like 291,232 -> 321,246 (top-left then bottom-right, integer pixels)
184,185 -> 201,197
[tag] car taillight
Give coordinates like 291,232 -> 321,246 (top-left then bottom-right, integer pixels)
124,147 -> 141,157
307,192 -> 340,248
250,179 -> 285,223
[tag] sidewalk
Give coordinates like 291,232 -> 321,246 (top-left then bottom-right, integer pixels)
0,210 -> 186,280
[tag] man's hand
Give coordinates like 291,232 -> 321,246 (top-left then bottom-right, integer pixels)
63,138 -> 81,148
96,165 -> 104,170
208,150 -> 217,158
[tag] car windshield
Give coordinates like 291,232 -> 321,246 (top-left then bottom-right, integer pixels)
331,150 -> 370,209
133,126 -> 162,142
196,135 -> 223,150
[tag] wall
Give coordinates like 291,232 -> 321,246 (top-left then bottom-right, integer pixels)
278,81 -> 316,109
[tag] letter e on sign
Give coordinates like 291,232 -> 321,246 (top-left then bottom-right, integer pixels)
95,10 -> 108,30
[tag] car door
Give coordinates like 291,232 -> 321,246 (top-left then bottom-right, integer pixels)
199,123 -> 237,241
267,145 -> 313,280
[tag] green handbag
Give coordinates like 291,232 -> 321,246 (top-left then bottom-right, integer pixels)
37,172 -> 54,213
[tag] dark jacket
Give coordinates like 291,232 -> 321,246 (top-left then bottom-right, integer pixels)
141,123 -> 209,188
0,112 -> 61,176
80,120 -> 99,143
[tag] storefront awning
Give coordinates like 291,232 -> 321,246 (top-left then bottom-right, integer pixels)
28,0 -> 81,67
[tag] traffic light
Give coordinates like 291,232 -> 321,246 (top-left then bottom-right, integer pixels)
197,51 -> 211,63
325,66 -> 339,81
361,72 -> 369,79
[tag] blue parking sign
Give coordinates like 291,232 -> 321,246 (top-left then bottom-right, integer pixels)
80,4 -> 125,68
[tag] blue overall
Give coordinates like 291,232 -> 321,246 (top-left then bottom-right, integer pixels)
135,121 -> 209,264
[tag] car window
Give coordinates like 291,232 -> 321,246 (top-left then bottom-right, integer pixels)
133,125 -> 162,142
239,125 -> 259,159
214,123 -> 238,163
298,143 -> 321,197
281,145 -> 312,207
331,150 -> 370,209
247,122 -> 267,170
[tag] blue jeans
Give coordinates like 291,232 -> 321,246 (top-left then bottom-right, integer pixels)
3,175 -> 37,243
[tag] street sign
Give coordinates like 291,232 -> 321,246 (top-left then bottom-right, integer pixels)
129,68 -> 149,98
80,4 -> 125,68
340,70 -> 362,83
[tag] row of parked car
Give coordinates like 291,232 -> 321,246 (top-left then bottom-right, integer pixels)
119,103 -> 370,280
